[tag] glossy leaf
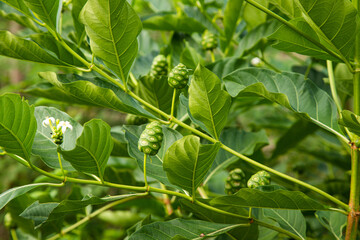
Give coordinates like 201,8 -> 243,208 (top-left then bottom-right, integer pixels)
211,188 -> 328,210
264,209 -> 306,240
38,72 -> 156,118
80,0 -> 142,83
124,125 -> 182,188
339,110 -> 360,137
0,183 -> 53,210
0,93 -> 37,161
270,0 -> 358,61
59,119 -> 113,181
224,68 -> 342,138
142,14 -> 205,33
23,0 -> 61,31
316,211 -> 347,240
136,75 -> 174,116
1,0 -> 33,16
205,128 -> 268,184
32,106 -> 83,170
129,219 -> 242,240
0,31 -> 65,66
163,135 -> 220,195
223,0 -> 243,46
268,0 -> 301,18
189,65 -> 231,140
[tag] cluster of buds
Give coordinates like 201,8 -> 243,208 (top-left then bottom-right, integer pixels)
42,117 -> 73,145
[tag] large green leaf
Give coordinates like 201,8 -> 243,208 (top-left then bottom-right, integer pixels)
189,65 -> 231,140
142,14 -> 205,33
71,0 -> 87,45
163,135 -> 220,195
30,33 -> 86,67
223,68 -> 344,140
80,0 -> 142,83
0,9 -> 40,32
315,211 -> 347,240
223,0 -> 243,47
0,183 -> 53,210
136,75 -> 174,116
1,0 -> 32,16
235,21 -> 280,57
0,93 -> 37,161
180,43 -> 204,71
59,119 -> 113,181
23,0 -> 61,31
32,106 -> 83,170
0,31 -> 66,66
37,72 -> 156,118
124,125 -> 182,188
270,0 -> 358,62
129,219 -> 243,240
204,128 -> 268,184
211,188 -> 328,210
339,110 -> 360,137
263,209 -> 306,240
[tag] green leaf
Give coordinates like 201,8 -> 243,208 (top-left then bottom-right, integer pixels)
180,43 -> 204,71
211,188 -> 328,210
0,183 -> 53,210
71,0 -> 87,45
59,119 -> 113,181
124,125 -> 182,188
272,119 -> 318,158
224,68 -> 344,140
189,65 -> 231,140
1,0 -> 32,16
206,57 -> 246,79
32,106 -> 83,170
0,93 -> 37,161
19,201 -> 58,227
0,9 -> 40,32
80,0 -> 142,83
339,110 -> 360,137
129,219 -> 243,240
136,75 -> 174,116
38,72 -> 156,118
163,135 -> 220,195
243,0 -> 268,29
30,33 -> 86,67
204,128 -> 268,184
0,31 -> 66,66
263,209 -> 306,240
235,21 -> 280,57
142,14 -> 205,33
110,126 -> 129,157
23,0 -> 61,31
223,0 -> 243,46
270,0 -> 358,62
267,0 -> 301,19
315,211 -> 347,240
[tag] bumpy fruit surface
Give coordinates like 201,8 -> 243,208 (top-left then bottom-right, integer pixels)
138,121 -> 163,155
247,170 -> 271,189
125,114 -> 149,125
150,55 -> 168,78
201,30 -> 218,51
168,63 -> 189,89
225,168 -> 246,195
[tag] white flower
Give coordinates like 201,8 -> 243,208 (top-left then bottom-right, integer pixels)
251,57 -> 262,66
42,117 -> 55,127
57,121 -> 73,133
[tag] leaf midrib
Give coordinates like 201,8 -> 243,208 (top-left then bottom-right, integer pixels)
268,209 -> 305,240
191,141 -> 200,196
77,144 -> 102,180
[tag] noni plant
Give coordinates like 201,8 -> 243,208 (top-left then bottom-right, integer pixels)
1,0 -> 360,240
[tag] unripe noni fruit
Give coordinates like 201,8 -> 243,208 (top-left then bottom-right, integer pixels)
225,168 -> 246,195
247,170 -> 271,189
150,55 -> 168,78
138,121 -> 163,155
201,30 -> 218,51
168,63 -> 189,89
125,114 -> 149,125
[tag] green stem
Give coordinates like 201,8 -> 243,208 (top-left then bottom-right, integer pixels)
195,1 -> 224,36
10,229 -> 18,240
144,154 -> 148,189
57,151 -> 66,182
170,88 -> 177,118
53,34 -> 349,210
47,193 -> 148,240
304,60 -> 313,79
197,186 -> 208,199
244,0 -> 353,71
210,50 -> 215,62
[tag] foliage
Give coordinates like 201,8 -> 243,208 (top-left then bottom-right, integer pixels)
0,0 -> 359,239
